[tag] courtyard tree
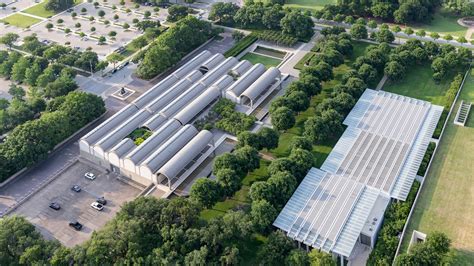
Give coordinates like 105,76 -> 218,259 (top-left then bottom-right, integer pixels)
190,178 -> 221,208
113,14 -> 119,20
257,127 -> 279,150
271,106 -> 295,131
46,23 -> 54,30
123,23 -> 130,30
0,33 -> 19,50
98,10 -> 105,18
251,200 -> 277,232
215,168 -> 240,196
57,18 -> 63,24
81,7 -> 87,13
384,60 -> 406,81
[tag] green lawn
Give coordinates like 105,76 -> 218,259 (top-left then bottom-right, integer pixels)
285,0 -> 336,11
400,68 -> 474,264
240,52 -> 282,68
410,9 -> 467,38
23,0 -> 82,18
1,13 -> 42,28
383,63 -> 452,106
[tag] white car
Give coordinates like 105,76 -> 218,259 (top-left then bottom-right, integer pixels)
90,202 -> 104,211
84,172 -> 95,180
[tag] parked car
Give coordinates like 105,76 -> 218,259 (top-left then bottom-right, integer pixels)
96,197 -> 107,205
90,202 -> 104,211
69,221 -> 83,231
84,172 -> 95,180
71,185 -> 81,192
49,202 -> 61,210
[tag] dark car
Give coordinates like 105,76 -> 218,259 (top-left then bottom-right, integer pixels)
69,221 -> 83,231
96,197 -> 107,205
49,202 -> 60,210
71,185 -> 81,192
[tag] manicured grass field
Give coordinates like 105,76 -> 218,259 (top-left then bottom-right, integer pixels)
400,68 -> 474,264
285,0 -> 336,11
23,0 -> 82,18
383,63 -> 452,106
410,9 -> 467,38
1,13 -> 42,28
240,52 -> 282,68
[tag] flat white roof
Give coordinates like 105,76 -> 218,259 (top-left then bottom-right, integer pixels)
274,89 -> 443,257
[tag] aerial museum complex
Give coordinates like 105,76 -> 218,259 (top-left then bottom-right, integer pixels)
80,50 -> 282,193
79,49 -> 443,261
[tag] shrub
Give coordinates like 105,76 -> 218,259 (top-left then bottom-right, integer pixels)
224,34 -> 258,57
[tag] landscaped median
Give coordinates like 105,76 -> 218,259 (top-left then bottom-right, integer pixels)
23,0 -> 83,18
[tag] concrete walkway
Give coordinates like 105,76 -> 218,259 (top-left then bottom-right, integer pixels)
279,32 -> 321,77
376,75 -> 388,91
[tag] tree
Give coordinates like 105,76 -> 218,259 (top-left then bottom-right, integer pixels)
45,0 -> 74,11
290,137 -> 312,151
350,24 -> 368,40
258,231 -> 295,265
404,27 -> 414,35
376,28 -> 395,43
368,20 -> 377,29
267,171 -> 297,206
285,91 -> 309,112
208,2 -> 239,25
107,52 -> 123,69
11,57 -> 30,83
0,33 -> 19,50
286,249 -> 310,266
234,146 -> 260,173
288,148 -> 313,181
0,216 -> 59,265
98,36 -> 106,45
237,131 -> 260,149
271,107 -> 295,131
384,60 -> 405,81
190,178 -> 221,208
213,153 -> 243,175
184,246 -> 208,265
123,23 -> 130,30
308,249 -> 335,266
251,200 -> 277,232
321,48 -> 344,67
215,168 -> 240,196
281,10 -> 314,39
45,23 -> 54,30
357,63 -> 378,84
257,127 -> 279,150
167,5 -> 189,22
262,4 -> 284,30
394,232 -> 452,266
8,84 -> 25,100
98,10 -> 105,17
231,30 -> 244,41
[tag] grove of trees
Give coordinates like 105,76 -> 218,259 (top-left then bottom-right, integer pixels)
0,91 -> 105,181
315,0 -> 442,24
136,16 -> 216,79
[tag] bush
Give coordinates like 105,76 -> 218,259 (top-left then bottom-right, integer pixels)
367,181 -> 420,264
417,142 -> 436,176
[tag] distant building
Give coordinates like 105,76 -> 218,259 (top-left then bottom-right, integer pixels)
274,89 -> 443,263
79,50 -> 282,194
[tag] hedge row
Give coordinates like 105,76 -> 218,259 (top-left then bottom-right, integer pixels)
433,73 -> 464,138
224,34 -> 258,57
367,180 -> 420,265
417,142 -> 436,176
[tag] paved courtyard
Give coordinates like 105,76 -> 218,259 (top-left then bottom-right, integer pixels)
12,160 -> 141,247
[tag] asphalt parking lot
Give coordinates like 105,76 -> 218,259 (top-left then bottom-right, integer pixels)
12,160 -> 141,247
